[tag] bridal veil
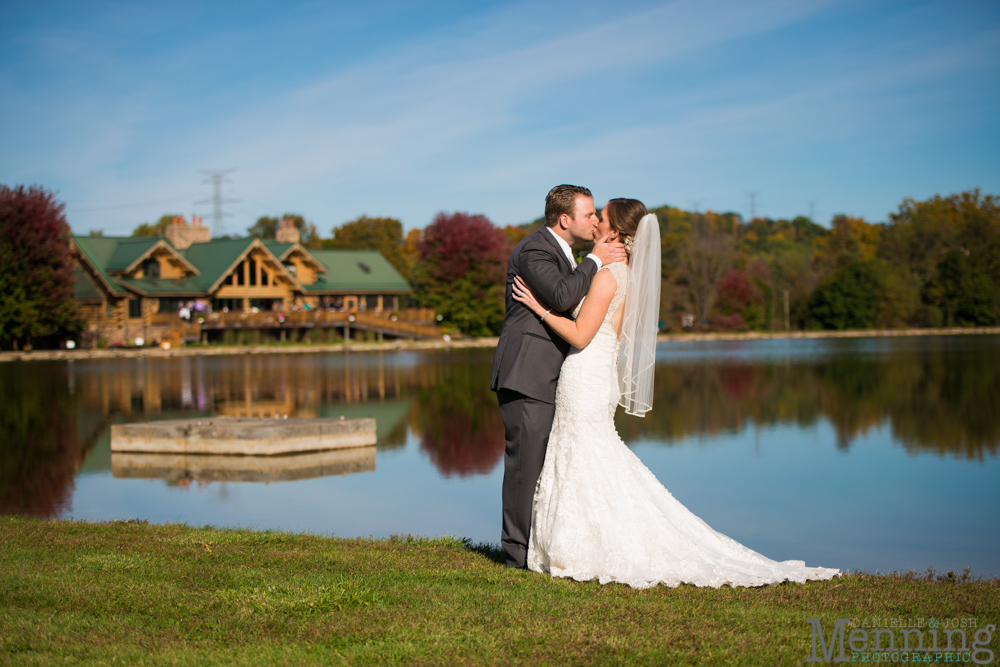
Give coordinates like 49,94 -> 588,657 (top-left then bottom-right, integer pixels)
617,213 -> 660,416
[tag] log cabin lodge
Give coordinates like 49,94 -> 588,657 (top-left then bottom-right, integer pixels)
71,217 -> 437,345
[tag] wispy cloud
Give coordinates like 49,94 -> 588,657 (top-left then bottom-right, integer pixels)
1,0 -> 997,234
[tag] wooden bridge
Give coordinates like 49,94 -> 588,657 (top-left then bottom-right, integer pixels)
149,308 -> 445,343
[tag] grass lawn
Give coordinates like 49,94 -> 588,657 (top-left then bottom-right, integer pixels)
1,517 -> 997,666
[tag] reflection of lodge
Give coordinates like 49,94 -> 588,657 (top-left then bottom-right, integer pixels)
66,351 -> 509,476
71,353 -> 439,434
71,217 -> 442,345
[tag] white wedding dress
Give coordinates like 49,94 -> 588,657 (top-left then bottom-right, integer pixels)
527,262 -> 839,589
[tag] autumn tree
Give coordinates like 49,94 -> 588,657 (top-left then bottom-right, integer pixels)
812,214 -> 882,276
715,263 -> 773,331
882,191 -> 984,283
412,212 -> 511,336
679,231 -> 734,324
0,185 -> 83,349
132,214 -> 177,237
879,190 -> 1000,326
325,216 -> 410,279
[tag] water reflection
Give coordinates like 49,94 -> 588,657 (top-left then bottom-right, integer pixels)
618,336 -> 1000,461
1,336 -> 997,521
410,361 -> 505,477
112,447 -> 376,483
0,362 -> 86,517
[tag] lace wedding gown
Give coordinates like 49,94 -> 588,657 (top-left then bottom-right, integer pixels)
527,262 -> 839,589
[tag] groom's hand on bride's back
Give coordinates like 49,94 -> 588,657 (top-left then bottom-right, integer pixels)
592,233 -> 626,266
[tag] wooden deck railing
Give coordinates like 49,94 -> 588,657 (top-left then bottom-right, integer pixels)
148,309 -> 444,340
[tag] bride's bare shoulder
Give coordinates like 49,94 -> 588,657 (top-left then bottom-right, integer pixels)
600,261 -> 628,282
588,268 -> 619,296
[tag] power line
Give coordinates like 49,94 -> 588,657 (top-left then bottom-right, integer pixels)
69,195 -> 193,212
195,169 -> 239,236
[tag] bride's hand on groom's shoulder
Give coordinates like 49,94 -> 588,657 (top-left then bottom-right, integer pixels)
592,233 -> 627,266
512,276 -> 548,316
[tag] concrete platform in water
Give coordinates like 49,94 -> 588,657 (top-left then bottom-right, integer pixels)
112,447 -> 376,483
110,416 -> 377,456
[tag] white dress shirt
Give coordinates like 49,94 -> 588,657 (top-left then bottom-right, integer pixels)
544,227 -> 603,272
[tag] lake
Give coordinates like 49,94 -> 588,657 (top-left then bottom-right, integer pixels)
2,335 -> 998,577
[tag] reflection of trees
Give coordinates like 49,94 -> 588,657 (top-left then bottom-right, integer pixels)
0,362 -> 82,517
6,339 -> 995,512
410,352 -> 505,477
616,362 -> 821,444
617,340 -> 1000,460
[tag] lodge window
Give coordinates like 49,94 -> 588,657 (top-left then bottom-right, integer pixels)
105,301 -> 114,318
212,298 -> 241,312
261,268 -> 269,286
141,259 -> 160,278
224,273 -> 233,285
158,298 -> 185,313
236,261 -> 245,286
128,299 -> 142,319
249,259 -> 257,286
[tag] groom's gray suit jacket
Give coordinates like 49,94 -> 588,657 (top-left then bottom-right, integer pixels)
491,228 -> 599,403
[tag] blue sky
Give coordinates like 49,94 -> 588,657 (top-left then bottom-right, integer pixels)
1,0 -> 998,236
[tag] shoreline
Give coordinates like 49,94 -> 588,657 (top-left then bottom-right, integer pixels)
1,326 -> 998,362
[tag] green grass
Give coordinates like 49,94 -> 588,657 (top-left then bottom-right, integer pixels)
1,517 -> 997,666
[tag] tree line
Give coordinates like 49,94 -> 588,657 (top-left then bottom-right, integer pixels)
1,184 -> 997,347
208,188 -> 997,336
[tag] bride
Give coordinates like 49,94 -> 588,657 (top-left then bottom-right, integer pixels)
511,198 -> 839,589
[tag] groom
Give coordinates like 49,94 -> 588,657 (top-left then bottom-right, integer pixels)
491,184 -> 626,569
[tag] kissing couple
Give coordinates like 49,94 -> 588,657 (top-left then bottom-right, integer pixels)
490,184 -> 839,589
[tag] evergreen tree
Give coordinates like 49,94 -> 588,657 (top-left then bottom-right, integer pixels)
807,261 -> 880,330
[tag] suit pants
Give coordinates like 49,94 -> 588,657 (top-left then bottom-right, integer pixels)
497,388 -> 555,569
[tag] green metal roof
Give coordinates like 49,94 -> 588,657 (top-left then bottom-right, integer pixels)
73,236 -> 410,297
178,238 -> 260,291
306,250 -> 411,293
72,236 -> 132,295
106,237 -> 160,271
262,240 -> 294,257
73,267 -> 103,300
115,277 -> 206,296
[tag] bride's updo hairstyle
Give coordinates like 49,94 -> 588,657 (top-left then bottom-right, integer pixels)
604,198 -> 648,259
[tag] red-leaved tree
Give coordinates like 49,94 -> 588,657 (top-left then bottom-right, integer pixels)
414,212 -> 511,336
0,185 -> 83,348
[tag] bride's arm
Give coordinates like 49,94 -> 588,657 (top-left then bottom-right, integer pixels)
512,271 -> 616,349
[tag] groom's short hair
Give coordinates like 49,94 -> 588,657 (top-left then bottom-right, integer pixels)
545,184 -> 592,227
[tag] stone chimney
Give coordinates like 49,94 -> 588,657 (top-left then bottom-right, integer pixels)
165,215 -> 211,249
275,218 -> 301,244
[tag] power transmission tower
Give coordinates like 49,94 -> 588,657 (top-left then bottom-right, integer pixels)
808,201 -> 817,222
196,169 -> 239,236
747,191 -> 758,221
691,200 -> 704,236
